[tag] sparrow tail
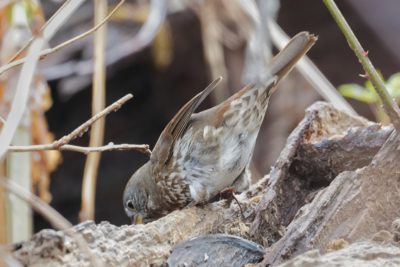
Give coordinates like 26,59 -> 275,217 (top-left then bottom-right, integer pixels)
267,31 -> 317,94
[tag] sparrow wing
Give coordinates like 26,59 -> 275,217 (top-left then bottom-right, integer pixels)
150,77 -> 222,175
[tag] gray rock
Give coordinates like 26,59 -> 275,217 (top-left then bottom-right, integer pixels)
167,234 -> 264,267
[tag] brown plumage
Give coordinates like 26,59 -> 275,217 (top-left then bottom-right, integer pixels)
123,32 -> 317,223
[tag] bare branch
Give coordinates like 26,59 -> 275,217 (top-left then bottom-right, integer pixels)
53,94 -> 133,148
5,0 -> 86,64
0,0 -> 125,76
8,143 -> 151,155
6,94 -> 150,155
5,94 -> 149,155
41,0 -> 168,80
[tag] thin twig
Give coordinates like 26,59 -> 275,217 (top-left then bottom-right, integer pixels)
6,0 -> 86,64
53,94 -> 133,148
323,0 -> 400,130
6,94 -> 151,155
0,177 -> 102,266
8,143 -> 151,155
0,177 -> 72,231
0,0 -> 125,76
41,0 -> 168,80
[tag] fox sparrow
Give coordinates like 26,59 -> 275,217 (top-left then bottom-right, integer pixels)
123,32 -> 317,223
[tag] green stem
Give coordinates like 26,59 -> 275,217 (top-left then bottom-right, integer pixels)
323,0 -> 400,130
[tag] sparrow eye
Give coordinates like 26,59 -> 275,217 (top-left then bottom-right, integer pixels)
126,200 -> 135,210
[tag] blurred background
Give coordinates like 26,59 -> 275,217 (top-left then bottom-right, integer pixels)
1,0 -> 400,241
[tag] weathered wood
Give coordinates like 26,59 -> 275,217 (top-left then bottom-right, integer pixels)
250,102 -> 374,243
262,123 -> 400,265
277,241 -> 400,267
291,125 -> 393,185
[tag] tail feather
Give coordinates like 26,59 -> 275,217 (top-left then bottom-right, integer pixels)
213,32 -> 317,128
269,31 -> 317,82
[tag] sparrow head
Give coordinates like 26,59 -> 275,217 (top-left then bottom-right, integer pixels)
123,162 -> 154,224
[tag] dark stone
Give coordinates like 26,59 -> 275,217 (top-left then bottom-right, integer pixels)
167,234 -> 264,267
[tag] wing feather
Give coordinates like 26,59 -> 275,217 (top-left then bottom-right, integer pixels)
150,77 -> 222,180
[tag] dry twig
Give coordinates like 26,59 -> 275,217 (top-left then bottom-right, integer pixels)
53,94 -> 132,148
41,0 -> 168,79
6,0 -> 85,64
0,0 -> 125,76
7,94 -> 151,155
9,143 -> 150,155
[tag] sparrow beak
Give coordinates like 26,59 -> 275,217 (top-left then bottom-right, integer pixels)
133,214 -> 143,224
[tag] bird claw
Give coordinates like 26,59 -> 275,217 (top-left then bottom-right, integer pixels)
219,187 -> 237,199
218,187 -> 245,219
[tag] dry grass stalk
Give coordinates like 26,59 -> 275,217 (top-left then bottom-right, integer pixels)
0,177 -> 103,266
80,0 -> 108,222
